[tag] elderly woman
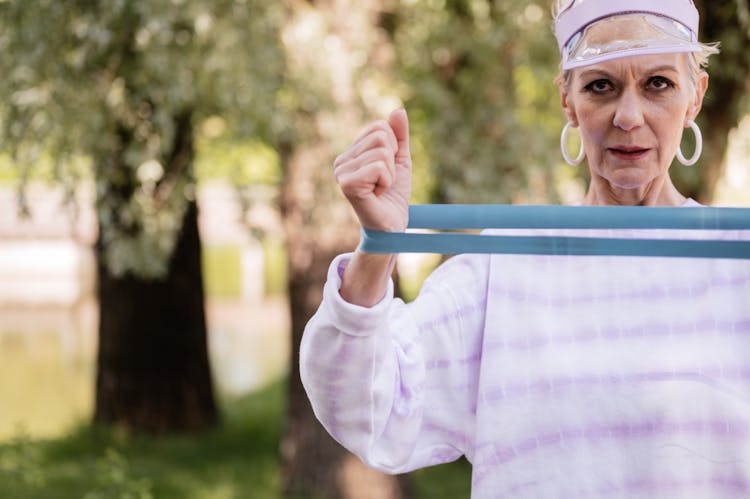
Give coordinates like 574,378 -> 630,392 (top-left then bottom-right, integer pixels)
301,1 -> 750,497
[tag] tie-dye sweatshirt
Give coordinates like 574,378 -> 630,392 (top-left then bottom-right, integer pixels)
300,227 -> 750,498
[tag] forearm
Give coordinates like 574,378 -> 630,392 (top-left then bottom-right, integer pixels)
301,251 -> 490,473
339,249 -> 397,307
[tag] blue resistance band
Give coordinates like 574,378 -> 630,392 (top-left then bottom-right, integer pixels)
360,205 -> 750,259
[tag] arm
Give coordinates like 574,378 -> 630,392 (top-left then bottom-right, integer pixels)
300,109 -> 486,472
300,251 -> 489,473
333,108 -> 411,306
339,252 -> 396,306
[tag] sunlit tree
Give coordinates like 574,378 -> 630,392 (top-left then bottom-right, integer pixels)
0,0 -> 283,432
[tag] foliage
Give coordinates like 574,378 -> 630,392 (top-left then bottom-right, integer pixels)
392,0 -> 565,204
0,428 -> 47,497
195,134 -> 280,187
273,0 -> 402,245
3,0 -> 746,276
83,448 -> 155,499
0,0 -> 284,278
0,383 -> 286,499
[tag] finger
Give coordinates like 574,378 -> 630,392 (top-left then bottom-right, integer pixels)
388,108 -> 410,161
337,161 -> 394,199
351,130 -> 399,160
334,147 -> 395,181
334,121 -> 397,167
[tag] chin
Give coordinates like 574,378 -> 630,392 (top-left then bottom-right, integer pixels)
607,178 -> 651,190
601,166 -> 659,190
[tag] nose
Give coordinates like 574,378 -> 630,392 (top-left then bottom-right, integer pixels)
612,87 -> 645,131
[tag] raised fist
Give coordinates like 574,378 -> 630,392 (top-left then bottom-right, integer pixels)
334,108 -> 412,233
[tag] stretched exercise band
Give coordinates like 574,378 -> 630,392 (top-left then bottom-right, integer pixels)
360,205 -> 750,259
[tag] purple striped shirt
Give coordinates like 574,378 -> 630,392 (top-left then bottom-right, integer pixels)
300,227 -> 750,498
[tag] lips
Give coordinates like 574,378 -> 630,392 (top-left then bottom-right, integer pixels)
608,146 -> 650,160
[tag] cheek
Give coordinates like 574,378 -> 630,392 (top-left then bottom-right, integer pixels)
653,107 -> 689,154
581,125 -> 605,148
661,126 -> 683,156
578,115 -> 607,155
574,103 -> 610,143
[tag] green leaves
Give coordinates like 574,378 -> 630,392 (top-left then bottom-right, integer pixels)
0,0 -> 285,278
3,0 -> 747,277
394,0 -> 564,204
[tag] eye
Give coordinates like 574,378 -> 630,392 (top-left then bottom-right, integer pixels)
647,76 -> 675,90
583,79 -> 614,94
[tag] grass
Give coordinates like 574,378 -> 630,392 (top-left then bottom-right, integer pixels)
411,458 -> 472,499
0,381 -> 471,499
0,383 -> 284,499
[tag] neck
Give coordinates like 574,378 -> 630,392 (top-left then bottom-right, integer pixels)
583,175 -> 687,206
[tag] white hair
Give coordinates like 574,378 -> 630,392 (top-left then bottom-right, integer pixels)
550,0 -> 572,20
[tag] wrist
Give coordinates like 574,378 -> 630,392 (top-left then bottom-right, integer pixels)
339,251 -> 396,307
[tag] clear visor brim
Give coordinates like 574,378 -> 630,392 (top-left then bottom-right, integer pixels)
563,13 -> 701,69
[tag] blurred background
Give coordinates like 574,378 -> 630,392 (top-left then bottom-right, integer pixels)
0,1 -> 748,498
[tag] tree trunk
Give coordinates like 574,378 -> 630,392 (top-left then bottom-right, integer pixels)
94,200 -> 218,432
94,113 -> 218,433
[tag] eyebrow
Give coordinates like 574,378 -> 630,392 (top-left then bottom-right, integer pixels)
578,64 -> 680,80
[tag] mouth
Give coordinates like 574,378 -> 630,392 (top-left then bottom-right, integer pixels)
608,146 -> 651,160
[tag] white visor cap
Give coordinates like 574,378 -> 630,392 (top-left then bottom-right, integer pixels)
555,0 -> 702,70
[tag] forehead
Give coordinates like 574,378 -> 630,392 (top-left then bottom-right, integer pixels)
572,53 -> 689,79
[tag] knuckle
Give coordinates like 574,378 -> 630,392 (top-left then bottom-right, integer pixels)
370,130 -> 389,147
333,157 -> 351,173
371,146 -> 393,160
360,121 -> 385,140
338,174 -> 354,191
373,160 -> 391,173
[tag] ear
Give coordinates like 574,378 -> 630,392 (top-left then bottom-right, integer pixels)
686,71 -> 709,122
558,76 -> 578,125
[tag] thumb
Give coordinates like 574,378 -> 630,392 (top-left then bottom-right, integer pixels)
388,108 -> 410,159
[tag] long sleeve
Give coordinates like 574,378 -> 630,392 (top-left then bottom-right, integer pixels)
300,252 -> 490,473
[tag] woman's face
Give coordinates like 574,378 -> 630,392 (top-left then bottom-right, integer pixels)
561,53 -> 708,195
